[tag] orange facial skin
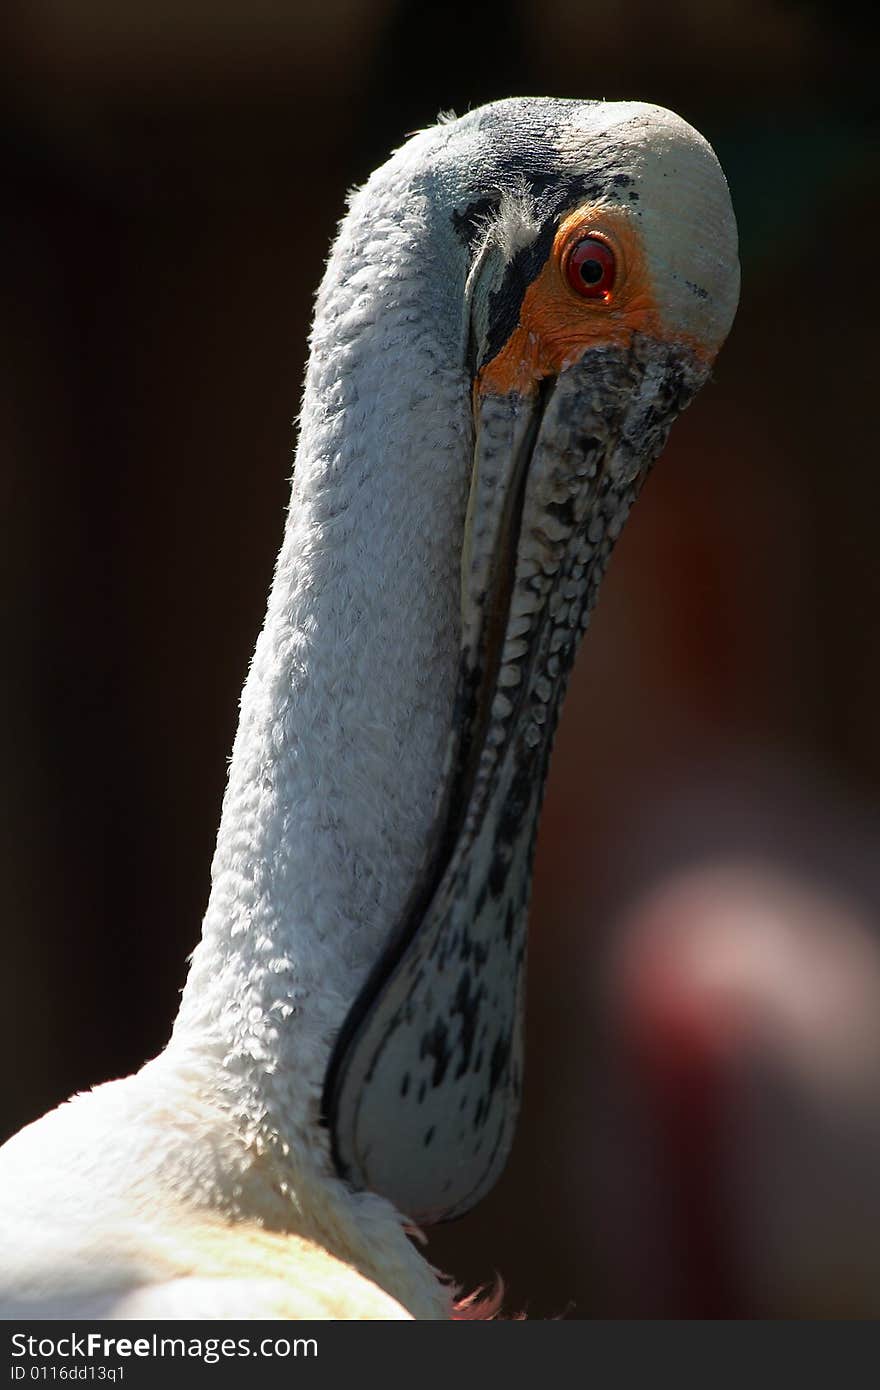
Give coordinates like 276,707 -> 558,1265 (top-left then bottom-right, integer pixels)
476,203 -> 701,398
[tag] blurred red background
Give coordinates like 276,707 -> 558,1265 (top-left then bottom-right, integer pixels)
3,0 -> 879,1317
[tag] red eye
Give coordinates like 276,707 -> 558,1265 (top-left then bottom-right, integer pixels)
565,236 -> 615,301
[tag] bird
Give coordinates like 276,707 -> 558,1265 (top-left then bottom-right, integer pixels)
0,97 -> 739,1320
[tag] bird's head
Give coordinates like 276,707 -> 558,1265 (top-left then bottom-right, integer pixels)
324,97 -> 740,1225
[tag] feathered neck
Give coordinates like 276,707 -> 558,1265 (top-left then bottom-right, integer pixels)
172,154 -> 473,1164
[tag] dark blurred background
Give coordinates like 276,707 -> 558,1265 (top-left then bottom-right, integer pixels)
3,0 -> 880,1318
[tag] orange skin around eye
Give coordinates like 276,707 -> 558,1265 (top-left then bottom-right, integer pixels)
476,203 -> 665,398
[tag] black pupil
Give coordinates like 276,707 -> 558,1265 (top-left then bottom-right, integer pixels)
579,257 -> 604,285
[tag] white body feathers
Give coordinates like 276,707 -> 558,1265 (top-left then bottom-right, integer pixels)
0,98 -> 739,1319
0,126 -> 473,1324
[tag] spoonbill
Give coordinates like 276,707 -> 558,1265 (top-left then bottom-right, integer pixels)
0,97 -> 739,1319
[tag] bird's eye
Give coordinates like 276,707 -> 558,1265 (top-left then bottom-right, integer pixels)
565,236 -> 615,301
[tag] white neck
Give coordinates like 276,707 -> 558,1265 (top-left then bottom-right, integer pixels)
173,164 -> 472,1159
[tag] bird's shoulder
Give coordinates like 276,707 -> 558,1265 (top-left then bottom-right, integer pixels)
2,1216 -> 413,1320
0,1072 -> 428,1320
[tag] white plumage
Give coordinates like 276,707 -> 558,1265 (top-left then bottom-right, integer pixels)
0,98 -> 738,1319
